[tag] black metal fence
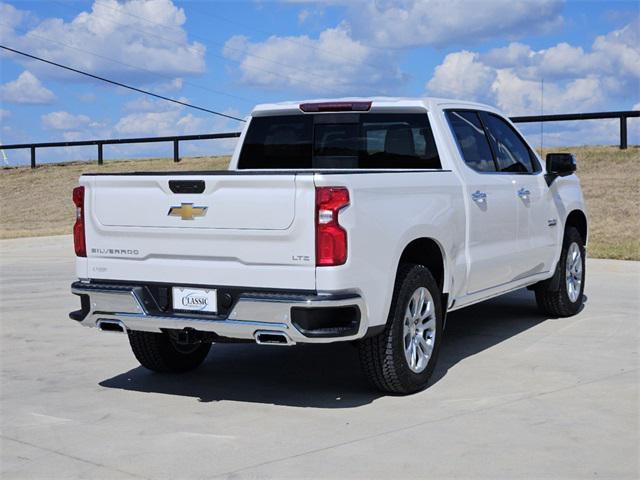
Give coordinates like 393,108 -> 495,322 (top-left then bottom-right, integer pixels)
0,110 -> 637,169
0,132 -> 241,169
510,110 -> 639,150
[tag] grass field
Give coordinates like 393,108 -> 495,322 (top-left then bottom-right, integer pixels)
1,146 -> 638,260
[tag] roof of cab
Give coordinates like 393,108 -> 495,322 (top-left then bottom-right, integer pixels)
250,96 -> 499,116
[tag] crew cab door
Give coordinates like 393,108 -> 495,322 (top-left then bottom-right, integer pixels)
480,112 -> 557,277
446,110 -> 519,294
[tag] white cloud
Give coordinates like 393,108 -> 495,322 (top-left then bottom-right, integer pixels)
155,78 -> 184,92
426,51 -> 495,102
115,101 -> 237,136
0,2 -> 24,41
426,20 -> 640,116
112,113 -> 236,158
0,71 -> 56,104
115,110 -> 204,136
480,19 -> 640,86
351,0 -> 564,48
121,96 -> 195,114
298,9 -> 310,24
480,42 -> 533,69
41,111 -> 93,130
1,0 -> 205,85
0,109 -> 10,121
113,101 -> 240,156
223,24 -> 405,94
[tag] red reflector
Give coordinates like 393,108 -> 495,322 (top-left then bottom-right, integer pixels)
73,186 -> 86,257
300,101 -> 371,112
316,187 -> 349,266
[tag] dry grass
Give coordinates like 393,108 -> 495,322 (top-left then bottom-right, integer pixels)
1,146 -> 638,260
0,156 -> 229,239
539,145 -> 639,260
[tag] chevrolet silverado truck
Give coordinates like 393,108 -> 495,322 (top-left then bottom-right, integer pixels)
70,98 -> 587,394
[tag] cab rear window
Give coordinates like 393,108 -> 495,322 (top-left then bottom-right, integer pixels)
238,113 -> 441,169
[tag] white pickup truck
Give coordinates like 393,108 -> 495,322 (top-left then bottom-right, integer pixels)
70,98 -> 587,394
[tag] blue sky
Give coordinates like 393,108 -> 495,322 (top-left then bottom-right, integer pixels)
0,0 -> 638,165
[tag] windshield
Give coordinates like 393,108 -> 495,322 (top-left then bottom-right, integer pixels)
238,113 -> 441,169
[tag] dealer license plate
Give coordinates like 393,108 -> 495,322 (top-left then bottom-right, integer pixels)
172,287 -> 217,313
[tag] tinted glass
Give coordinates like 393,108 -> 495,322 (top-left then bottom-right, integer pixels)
238,115 -> 313,169
238,113 -> 441,169
314,124 -> 359,156
446,110 -> 496,172
359,115 -> 440,169
483,114 -> 538,173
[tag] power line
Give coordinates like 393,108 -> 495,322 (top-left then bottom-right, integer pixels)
0,45 -> 246,122
0,19 -> 255,105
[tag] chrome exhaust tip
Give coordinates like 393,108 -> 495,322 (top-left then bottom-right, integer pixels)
97,319 -> 127,333
254,330 -> 294,346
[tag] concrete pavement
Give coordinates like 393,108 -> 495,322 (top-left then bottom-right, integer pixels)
1,235 -> 638,479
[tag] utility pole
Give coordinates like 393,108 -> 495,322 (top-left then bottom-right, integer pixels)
540,78 -> 544,157
0,141 -> 9,167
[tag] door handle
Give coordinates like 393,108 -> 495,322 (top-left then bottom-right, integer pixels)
471,190 -> 487,203
517,188 -> 531,199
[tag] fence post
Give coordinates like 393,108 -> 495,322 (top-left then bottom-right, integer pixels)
173,139 -> 180,162
620,116 -> 628,150
30,146 -> 36,168
98,143 -> 103,165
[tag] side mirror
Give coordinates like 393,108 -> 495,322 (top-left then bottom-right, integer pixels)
545,153 -> 576,185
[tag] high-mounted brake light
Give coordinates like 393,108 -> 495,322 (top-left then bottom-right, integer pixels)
316,187 -> 349,266
72,186 -> 86,257
300,101 -> 371,113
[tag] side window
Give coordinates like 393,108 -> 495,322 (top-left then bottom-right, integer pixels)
483,114 -> 539,174
446,110 -> 496,173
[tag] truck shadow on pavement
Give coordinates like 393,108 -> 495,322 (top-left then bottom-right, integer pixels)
100,288 -> 582,408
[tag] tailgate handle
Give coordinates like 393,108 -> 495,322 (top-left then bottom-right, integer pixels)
169,180 -> 205,194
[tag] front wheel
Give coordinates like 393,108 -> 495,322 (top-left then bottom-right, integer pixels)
358,264 -> 443,394
128,330 -> 211,373
535,226 -> 586,317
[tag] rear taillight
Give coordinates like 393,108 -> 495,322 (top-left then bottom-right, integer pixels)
316,187 -> 349,266
72,186 -> 86,257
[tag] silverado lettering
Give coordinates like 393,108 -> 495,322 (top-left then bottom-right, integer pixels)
91,248 -> 140,256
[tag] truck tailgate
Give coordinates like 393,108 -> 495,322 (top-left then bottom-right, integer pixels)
80,173 -> 316,290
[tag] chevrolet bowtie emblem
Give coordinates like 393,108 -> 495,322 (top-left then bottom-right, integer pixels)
168,203 -> 208,220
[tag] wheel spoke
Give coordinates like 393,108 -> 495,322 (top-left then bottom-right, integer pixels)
417,335 -> 430,357
421,299 -> 432,320
417,318 -> 435,335
418,288 -> 425,317
411,340 -> 418,368
572,253 -> 580,270
413,341 -> 421,367
401,286 -> 438,373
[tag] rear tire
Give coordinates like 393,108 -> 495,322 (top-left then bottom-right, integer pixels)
128,331 -> 211,373
535,226 -> 586,317
358,264 -> 443,394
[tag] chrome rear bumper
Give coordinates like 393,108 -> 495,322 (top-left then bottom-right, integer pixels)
70,281 -> 367,344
